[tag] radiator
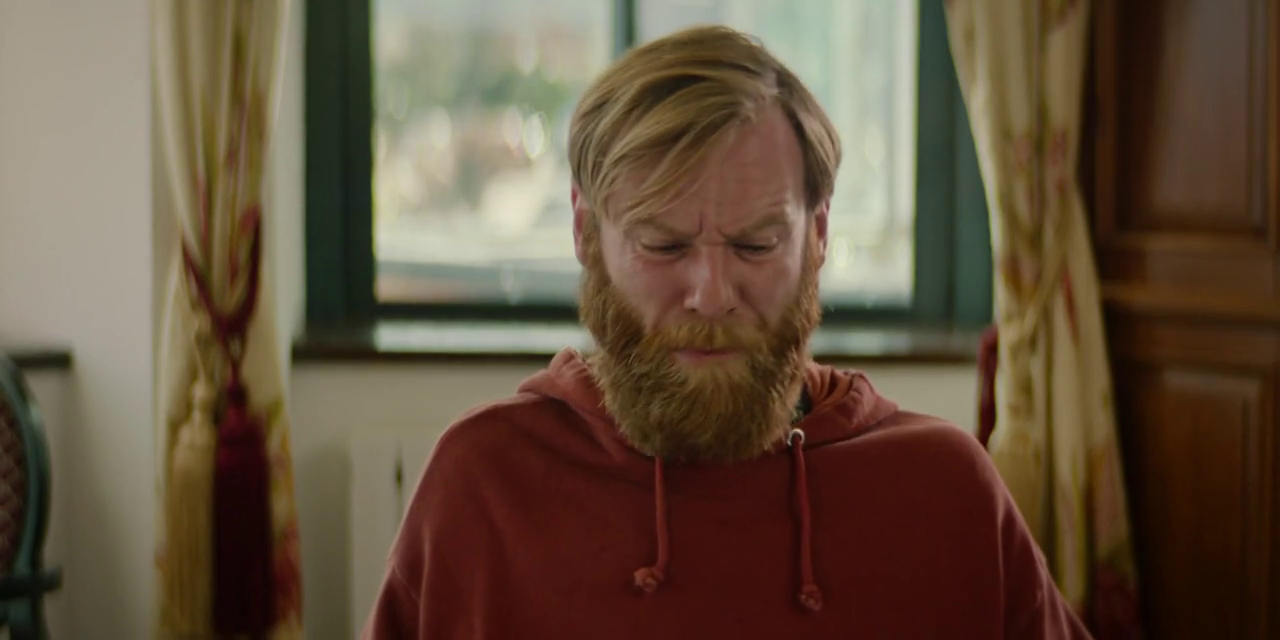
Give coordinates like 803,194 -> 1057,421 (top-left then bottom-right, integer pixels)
348,428 -> 444,635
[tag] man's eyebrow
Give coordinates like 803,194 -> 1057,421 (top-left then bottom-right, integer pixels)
728,211 -> 790,238
626,219 -> 692,238
625,210 -> 790,239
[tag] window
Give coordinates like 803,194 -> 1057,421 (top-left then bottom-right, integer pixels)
306,0 -> 990,328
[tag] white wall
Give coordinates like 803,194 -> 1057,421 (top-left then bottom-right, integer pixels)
0,1 -> 155,637
0,3 -> 980,638
268,0 -> 308,364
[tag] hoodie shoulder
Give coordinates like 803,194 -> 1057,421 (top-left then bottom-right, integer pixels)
395,389 -> 577,546
853,409 -> 1008,502
430,390 -> 571,466
863,409 -> 977,442
859,410 -> 991,465
375,388 -> 580,639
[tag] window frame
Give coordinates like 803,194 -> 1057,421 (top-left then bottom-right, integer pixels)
304,0 -> 990,329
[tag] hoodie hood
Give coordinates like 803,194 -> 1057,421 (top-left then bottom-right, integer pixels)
517,348 -> 900,457
516,348 -> 900,612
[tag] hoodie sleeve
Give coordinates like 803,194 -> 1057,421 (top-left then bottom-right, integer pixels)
991,471 -> 1094,638
360,483 -> 432,640
1001,523 -> 1094,638
358,419 -> 493,640
361,563 -> 421,639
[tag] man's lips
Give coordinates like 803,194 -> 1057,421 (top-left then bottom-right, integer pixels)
673,348 -> 740,363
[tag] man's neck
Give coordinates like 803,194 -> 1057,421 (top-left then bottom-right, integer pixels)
790,387 -> 812,425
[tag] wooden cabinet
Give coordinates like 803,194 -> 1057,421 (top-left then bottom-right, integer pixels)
1087,0 -> 1279,637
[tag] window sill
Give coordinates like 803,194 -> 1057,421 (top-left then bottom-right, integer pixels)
4,346 -> 73,371
293,320 -> 982,365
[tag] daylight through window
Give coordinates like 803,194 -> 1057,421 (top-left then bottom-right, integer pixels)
371,0 -> 919,309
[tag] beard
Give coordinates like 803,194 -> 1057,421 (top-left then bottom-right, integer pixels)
578,227 -> 823,465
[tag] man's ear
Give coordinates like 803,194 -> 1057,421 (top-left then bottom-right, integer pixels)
572,185 -> 592,266
812,200 -> 830,268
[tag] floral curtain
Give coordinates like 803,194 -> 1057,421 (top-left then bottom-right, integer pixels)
152,1 -> 303,637
943,0 -> 1142,636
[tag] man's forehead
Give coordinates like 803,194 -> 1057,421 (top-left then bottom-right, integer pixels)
627,205 -> 795,237
610,174 -> 802,235
606,108 -> 805,224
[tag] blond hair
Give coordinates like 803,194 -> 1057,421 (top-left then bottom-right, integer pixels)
568,25 -> 842,226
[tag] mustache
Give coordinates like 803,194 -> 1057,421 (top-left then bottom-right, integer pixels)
643,318 -> 770,352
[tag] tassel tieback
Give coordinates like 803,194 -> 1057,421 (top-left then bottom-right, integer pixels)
181,208 -> 278,636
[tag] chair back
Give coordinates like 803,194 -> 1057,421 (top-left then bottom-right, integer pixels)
0,357 -> 53,579
976,325 -> 998,449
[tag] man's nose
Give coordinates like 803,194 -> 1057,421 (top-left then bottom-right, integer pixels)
683,245 -> 739,319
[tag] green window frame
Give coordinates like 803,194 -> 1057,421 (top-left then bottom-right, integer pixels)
304,0 -> 990,329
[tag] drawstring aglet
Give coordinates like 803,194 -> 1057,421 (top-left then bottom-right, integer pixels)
634,566 -> 665,593
798,584 -> 824,611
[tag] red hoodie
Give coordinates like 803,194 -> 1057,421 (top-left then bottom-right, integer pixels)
363,349 -> 1091,639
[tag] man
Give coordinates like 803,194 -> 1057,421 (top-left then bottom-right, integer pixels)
364,25 -> 1091,639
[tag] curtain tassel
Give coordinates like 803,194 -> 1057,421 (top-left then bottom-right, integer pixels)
213,376 -> 276,636
161,375 -> 219,634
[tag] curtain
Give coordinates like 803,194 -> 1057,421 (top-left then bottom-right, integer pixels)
943,1 -> 1142,637
152,1 -> 302,637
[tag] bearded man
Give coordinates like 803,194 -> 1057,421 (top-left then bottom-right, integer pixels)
364,25 -> 1091,640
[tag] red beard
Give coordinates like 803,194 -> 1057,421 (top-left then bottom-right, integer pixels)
578,228 -> 823,464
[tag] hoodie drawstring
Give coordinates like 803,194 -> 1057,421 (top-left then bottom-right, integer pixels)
633,456 -> 669,592
788,429 -> 823,611
633,429 -> 823,612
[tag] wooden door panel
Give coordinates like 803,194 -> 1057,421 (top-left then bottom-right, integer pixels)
1091,0 -> 1278,298
1114,0 -> 1257,235
1112,360 -> 1273,639
1097,0 -> 1271,240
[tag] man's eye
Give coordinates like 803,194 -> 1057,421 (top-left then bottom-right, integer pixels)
735,243 -> 774,255
642,243 -> 688,255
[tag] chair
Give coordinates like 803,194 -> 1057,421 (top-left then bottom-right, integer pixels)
976,325 -> 998,449
0,356 -> 61,639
